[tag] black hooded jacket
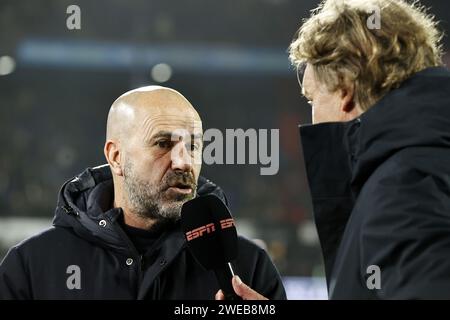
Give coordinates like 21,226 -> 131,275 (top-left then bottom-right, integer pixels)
0,166 -> 286,300
300,67 -> 450,299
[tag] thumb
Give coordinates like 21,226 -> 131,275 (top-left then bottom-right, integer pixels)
231,275 -> 268,300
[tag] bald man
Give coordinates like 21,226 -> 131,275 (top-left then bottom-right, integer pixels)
0,86 -> 286,300
105,86 -> 203,231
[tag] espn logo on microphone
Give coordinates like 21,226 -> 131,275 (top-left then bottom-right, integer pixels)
186,218 -> 235,241
220,218 -> 234,229
186,223 -> 215,241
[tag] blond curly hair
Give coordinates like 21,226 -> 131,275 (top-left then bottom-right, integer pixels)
289,0 -> 444,111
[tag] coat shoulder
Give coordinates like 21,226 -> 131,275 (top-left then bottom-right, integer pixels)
11,226 -> 77,257
236,235 -> 268,258
235,235 -> 286,299
375,146 -> 450,178
360,146 -> 450,199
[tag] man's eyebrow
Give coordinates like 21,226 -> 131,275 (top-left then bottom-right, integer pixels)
151,131 -> 172,140
305,92 -> 313,100
301,86 -> 306,97
298,77 -> 310,99
302,87 -> 311,100
150,131 -> 203,141
296,64 -> 306,95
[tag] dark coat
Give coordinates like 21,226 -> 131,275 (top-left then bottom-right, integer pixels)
300,67 -> 450,299
0,165 -> 286,300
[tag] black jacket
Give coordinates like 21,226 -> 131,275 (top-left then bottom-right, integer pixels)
300,67 -> 450,299
0,165 -> 286,300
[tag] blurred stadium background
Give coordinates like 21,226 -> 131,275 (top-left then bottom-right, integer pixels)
0,0 -> 449,299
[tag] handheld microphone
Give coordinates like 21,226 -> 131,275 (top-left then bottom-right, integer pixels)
181,194 -> 241,300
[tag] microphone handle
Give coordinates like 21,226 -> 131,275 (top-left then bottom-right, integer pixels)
214,262 -> 242,300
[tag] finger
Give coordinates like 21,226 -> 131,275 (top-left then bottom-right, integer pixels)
231,275 -> 268,300
215,289 -> 225,300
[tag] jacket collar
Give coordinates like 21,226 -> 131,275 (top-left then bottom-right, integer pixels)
53,164 -> 229,256
299,119 -> 359,284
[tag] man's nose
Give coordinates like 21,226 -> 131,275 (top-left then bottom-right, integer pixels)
171,142 -> 193,172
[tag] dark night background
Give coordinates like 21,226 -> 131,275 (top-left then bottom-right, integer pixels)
0,0 -> 449,298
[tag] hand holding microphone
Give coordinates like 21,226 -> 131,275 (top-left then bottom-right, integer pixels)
181,194 -> 241,300
215,275 -> 268,300
181,194 -> 269,300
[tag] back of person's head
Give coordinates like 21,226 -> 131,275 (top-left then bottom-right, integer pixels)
289,0 -> 444,111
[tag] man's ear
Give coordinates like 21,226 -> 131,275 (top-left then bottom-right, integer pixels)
104,140 -> 124,176
339,85 -> 356,113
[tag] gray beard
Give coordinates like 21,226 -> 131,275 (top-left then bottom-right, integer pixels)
123,161 -> 196,223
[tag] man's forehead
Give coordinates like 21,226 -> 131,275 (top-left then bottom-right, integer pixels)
146,103 -> 199,117
143,113 -> 202,127
142,114 -> 202,139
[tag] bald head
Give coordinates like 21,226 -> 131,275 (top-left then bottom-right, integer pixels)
106,85 -> 201,142
104,86 -> 203,230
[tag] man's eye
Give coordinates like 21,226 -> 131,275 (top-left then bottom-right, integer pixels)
189,143 -> 199,151
156,140 -> 172,149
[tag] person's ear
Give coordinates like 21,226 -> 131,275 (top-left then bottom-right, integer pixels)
339,85 -> 356,113
104,140 -> 124,176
